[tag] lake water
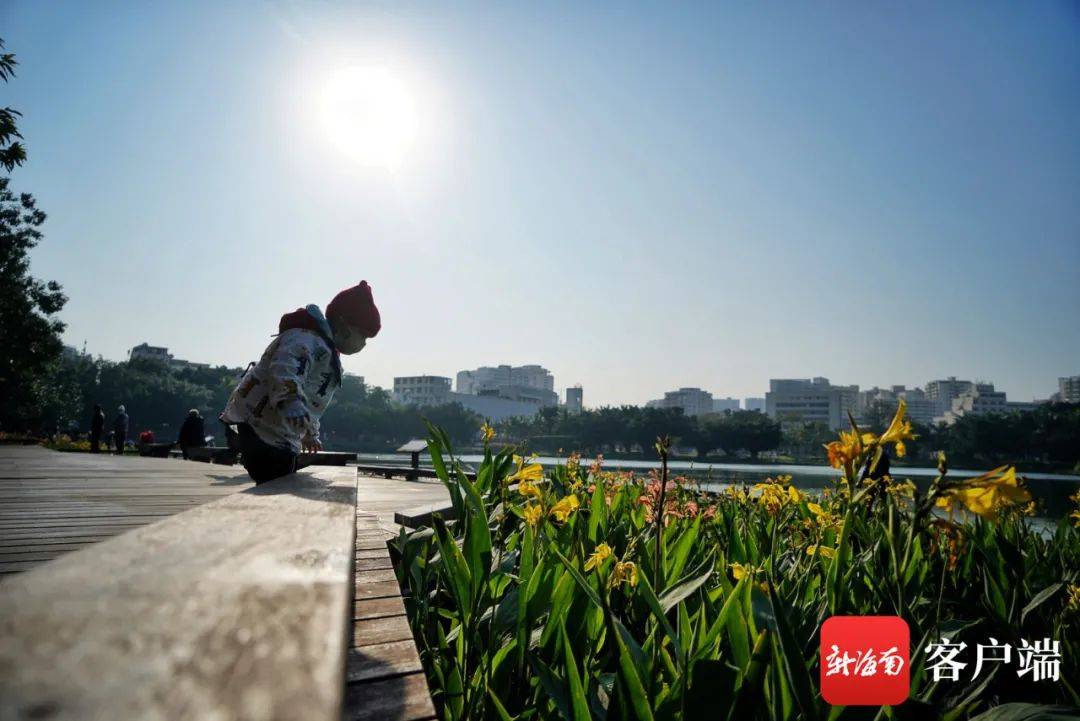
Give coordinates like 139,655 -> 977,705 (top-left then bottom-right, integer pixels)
355,452 -> 1080,519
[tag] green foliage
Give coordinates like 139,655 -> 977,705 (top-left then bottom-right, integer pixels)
0,39 -> 27,171
394,427 -> 1080,721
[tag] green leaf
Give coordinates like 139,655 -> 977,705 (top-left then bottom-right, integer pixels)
562,619 -> 593,721
659,557 -> 713,613
767,581 -> 819,721
1020,583 -> 1063,625
968,703 -> 1080,721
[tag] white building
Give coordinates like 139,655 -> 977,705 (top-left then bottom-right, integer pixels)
565,386 -> 584,414
129,343 -> 209,371
648,387 -> 714,417
712,397 -> 741,413
455,364 -> 558,407
925,377 -> 979,418
858,386 -> 936,426
450,392 -> 539,422
765,378 -> 859,430
744,397 -> 766,413
393,376 -> 452,407
938,383 -> 1008,425
1059,376 -> 1080,403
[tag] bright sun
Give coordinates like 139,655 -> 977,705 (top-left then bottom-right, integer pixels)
319,66 -> 418,170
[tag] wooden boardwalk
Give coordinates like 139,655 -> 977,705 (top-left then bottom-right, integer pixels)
0,445 -> 451,720
0,445 -> 252,575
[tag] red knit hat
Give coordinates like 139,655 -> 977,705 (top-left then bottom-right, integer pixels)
326,281 -> 381,338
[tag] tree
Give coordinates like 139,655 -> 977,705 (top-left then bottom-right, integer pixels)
0,41 -> 66,431
0,40 -> 27,172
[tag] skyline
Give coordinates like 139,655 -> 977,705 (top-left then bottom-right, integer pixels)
4,1 -> 1079,406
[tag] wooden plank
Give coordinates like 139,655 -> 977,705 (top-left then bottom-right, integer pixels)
0,446 -> 252,573
0,465 -> 358,721
343,673 -> 436,721
346,642 -> 424,682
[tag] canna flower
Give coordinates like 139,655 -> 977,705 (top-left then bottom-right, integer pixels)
549,494 -> 580,523
518,480 -> 542,499
522,503 -> 542,527
609,560 -> 638,588
508,455 -> 544,484
879,399 -> 917,457
824,429 -> 874,470
935,466 -> 1030,521
729,562 -> 753,581
481,422 -> 495,444
584,543 -> 613,571
1070,490 -> 1080,528
806,544 -> 837,559
1067,584 -> 1080,613
806,502 -> 842,532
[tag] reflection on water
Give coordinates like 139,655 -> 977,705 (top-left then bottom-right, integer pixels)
354,453 -> 1080,519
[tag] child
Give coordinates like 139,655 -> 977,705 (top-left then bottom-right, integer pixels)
220,281 -> 380,483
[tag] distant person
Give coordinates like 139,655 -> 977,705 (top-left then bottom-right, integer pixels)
178,409 -> 206,459
89,404 -> 105,453
113,405 -> 129,455
220,282 -> 380,483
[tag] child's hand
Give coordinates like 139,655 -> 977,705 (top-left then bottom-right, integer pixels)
302,437 -> 323,453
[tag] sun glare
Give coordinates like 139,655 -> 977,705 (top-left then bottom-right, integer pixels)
319,66 -> 418,170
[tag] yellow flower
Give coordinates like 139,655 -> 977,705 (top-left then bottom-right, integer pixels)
584,543 -> 613,571
935,466 -> 1031,520
1067,584 -> 1080,613
549,494 -> 580,523
729,562 -> 752,581
508,455 -> 544,484
806,544 -> 837,559
518,480 -> 542,499
481,422 -> 495,444
787,485 -> 803,503
880,399 -> 917,456
609,560 -> 638,588
1070,490 -> 1080,528
522,503 -> 542,527
806,501 -> 842,531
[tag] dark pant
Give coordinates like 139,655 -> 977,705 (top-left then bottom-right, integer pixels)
234,423 -> 297,484
114,433 -> 126,455
90,432 -> 101,453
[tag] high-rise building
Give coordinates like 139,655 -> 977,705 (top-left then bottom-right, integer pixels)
939,382 -> 1008,424
1058,376 -> 1080,403
858,386 -> 936,426
565,386 -> 584,414
393,376 -> 452,407
765,377 -> 859,430
648,388 -> 714,417
744,397 -> 766,413
712,397 -> 740,413
456,364 -> 558,407
925,377 -> 977,417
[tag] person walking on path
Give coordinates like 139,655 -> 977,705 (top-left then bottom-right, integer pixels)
113,405 -> 129,455
220,281 -> 380,483
177,409 -> 206,459
89,404 -> 105,453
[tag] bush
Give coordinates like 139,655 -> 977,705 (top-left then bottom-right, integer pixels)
395,403 -> 1080,720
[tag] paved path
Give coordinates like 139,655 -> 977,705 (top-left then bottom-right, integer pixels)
0,445 -> 252,576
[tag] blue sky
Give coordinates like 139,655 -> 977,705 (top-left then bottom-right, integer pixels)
3,1 -> 1078,406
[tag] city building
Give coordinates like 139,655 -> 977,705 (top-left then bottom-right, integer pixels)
647,387 -> 714,417
938,382 -> 1008,425
925,377 -> 978,418
392,376 -> 452,407
1059,376 -> 1080,403
744,397 -> 766,413
857,386 -> 936,426
764,377 -> 859,430
128,343 -> 209,371
455,364 -> 558,407
712,397 -> 740,413
565,386 -> 584,414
